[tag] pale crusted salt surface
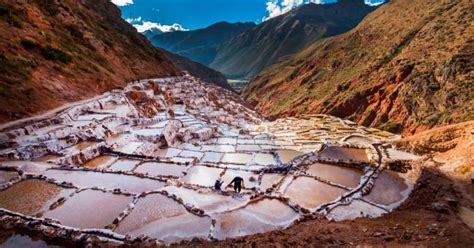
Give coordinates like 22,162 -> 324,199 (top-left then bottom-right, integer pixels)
42,170 -> 164,193
0,75 -> 419,244
213,199 -> 299,240
44,189 -> 132,229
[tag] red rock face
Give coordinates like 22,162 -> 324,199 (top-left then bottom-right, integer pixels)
0,0 -> 180,123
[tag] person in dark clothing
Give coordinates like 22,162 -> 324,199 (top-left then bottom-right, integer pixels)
214,179 -> 223,190
226,176 -> 245,193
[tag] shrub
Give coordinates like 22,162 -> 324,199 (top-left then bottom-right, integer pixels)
377,121 -> 400,133
40,45 -> 72,64
0,3 -> 23,28
34,0 -> 59,16
21,38 -> 40,49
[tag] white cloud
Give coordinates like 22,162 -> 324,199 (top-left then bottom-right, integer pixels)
111,0 -> 134,7
263,0 -> 329,21
263,0 -> 383,21
125,16 -> 188,33
364,0 -> 384,6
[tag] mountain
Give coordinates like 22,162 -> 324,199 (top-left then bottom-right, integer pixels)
143,24 -> 187,40
210,0 -> 378,79
0,0 -> 180,123
243,0 -> 474,134
162,50 -> 234,92
143,28 -> 164,40
151,21 -> 256,65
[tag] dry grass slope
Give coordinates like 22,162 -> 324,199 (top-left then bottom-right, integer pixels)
0,0 -> 180,123
244,0 -> 474,134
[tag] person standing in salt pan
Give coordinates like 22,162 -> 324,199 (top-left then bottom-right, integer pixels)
226,176 -> 245,193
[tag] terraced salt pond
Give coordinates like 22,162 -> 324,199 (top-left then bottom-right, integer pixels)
0,75 -> 419,245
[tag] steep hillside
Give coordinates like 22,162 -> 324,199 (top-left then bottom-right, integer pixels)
210,0 -> 377,79
0,0 -> 180,123
151,22 -> 256,65
244,0 -> 474,134
162,50 -> 234,92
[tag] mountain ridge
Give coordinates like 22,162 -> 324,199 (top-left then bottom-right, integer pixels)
243,0 -> 474,134
151,21 -> 256,65
210,0 -> 378,79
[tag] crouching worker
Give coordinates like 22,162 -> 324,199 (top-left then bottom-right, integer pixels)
214,179 -> 223,190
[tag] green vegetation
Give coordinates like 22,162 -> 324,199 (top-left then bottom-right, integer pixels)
0,53 -> 33,81
41,45 -> 71,63
0,3 -> 24,28
33,0 -> 59,16
21,38 -> 72,64
377,121 -> 401,133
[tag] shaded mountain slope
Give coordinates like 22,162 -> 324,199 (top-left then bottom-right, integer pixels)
162,50 -> 234,92
244,0 -> 474,134
151,22 -> 256,65
210,0 -> 378,79
0,0 -> 180,123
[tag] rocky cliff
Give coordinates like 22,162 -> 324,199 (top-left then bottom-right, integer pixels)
244,0 -> 474,134
0,0 -> 180,123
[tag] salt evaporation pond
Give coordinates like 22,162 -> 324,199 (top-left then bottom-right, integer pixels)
0,75 -> 419,245
0,180 -> 73,216
115,193 -> 212,244
43,189 -> 132,229
213,199 -> 299,240
42,170 -> 164,193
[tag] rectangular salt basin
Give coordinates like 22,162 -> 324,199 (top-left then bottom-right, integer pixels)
277,149 -> 304,164
319,146 -> 369,163
327,200 -> 388,221
217,138 -> 237,145
75,114 -> 111,121
134,162 -> 186,177
201,152 -> 223,163
153,148 -> 182,158
118,142 -> 144,154
44,189 -> 132,229
181,166 -> 224,187
115,193 -> 212,244
284,177 -> 347,209
201,145 -> 235,153
0,179 -> 72,216
60,141 -> 98,155
363,170 -> 411,208
253,153 -> 278,166
306,163 -> 363,188
108,159 -> 141,172
42,170 -> 164,193
259,174 -> 284,192
132,128 -> 163,137
236,145 -> 260,152
213,199 -> 299,240
163,186 -> 249,214
221,153 -> 252,165
178,150 -> 204,159
83,155 -> 118,168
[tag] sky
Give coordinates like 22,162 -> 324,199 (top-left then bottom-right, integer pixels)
112,0 -> 385,32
